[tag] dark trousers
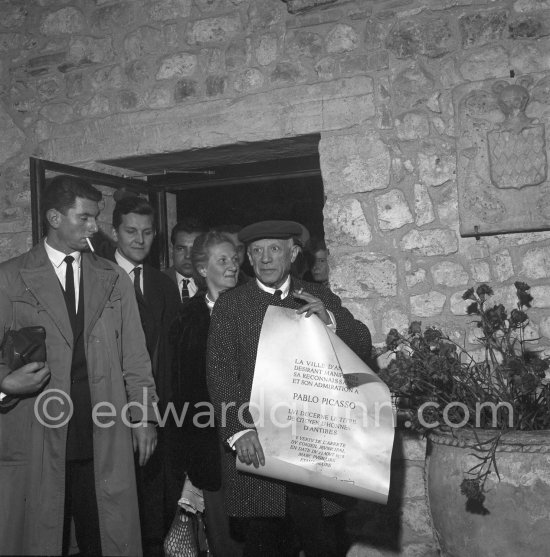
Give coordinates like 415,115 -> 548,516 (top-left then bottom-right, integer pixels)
241,486 -> 347,557
136,427 -> 183,557
62,459 -> 102,557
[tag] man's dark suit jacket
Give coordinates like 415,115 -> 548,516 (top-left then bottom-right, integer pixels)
206,277 -> 372,519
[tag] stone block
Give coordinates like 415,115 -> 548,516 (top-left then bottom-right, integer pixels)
157,52 -> 197,79
510,40 -> 550,72
205,75 -> 227,97
124,26 -> 165,60
514,0 -> 550,11
2,5 -> 28,28
125,60 -> 151,85
531,285 -> 550,308
285,30 -> 323,59
63,36 -> 114,70
37,78 -> 60,101
414,183 -> 435,226
93,65 -> 124,90
234,68 -> 265,92
149,0 -> 192,21
340,300 -> 375,335
189,14 -> 242,45
320,130 -> 389,195
116,90 -> 139,111
200,48 -> 225,73
521,246 -> 550,279
256,34 -> 278,66
147,84 -> 173,108
322,94 -> 375,130
470,261 -> 491,283
195,0 -> 223,13
324,197 -> 372,246
406,268 -> 426,289
540,315 -> 550,338
459,11 -> 508,48
381,308 -> 409,335
418,152 -> 456,186
386,16 -> 455,59
24,52 -> 66,76
399,433 -> 428,461
0,104 -> 25,164
376,189 -> 414,231
509,16 -> 549,38
270,62 -> 306,86
65,72 -> 83,97
40,102 -> 74,124
326,23 -> 359,53
400,229 -> 458,256
92,2 -> 135,31
314,57 -> 335,80
430,261 -> 469,287
0,32 -> 25,52
226,40 -> 250,70
331,253 -> 397,298
78,94 -> 110,117
410,291 -> 446,317
174,78 -> 198,102
491,250 -> 514,282
459,45 -> 509,80
40,7 -> 84,35
395,111 -> 430,140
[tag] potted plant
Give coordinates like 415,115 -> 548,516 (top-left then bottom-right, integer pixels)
379,282 -> 550,557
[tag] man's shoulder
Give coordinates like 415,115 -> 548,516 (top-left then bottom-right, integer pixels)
0,244 -> 44,282
145,263 -> 180,293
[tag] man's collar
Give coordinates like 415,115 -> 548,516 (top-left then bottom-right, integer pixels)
256,275 -> 291,299
44,239 -> 81,268
175,270 -> 194,285
115,249 -> 141,274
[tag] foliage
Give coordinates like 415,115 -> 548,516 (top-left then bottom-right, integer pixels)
379,282 -> 550,511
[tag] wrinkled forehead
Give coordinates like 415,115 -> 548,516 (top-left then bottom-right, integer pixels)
248,237 -> 293,250
174,231 -> 200,247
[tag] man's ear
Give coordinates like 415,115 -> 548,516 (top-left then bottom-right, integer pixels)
290,243 -> 300,263
112,226 -> 118,243
45,208 -> 61,230
198,265 -> 207,278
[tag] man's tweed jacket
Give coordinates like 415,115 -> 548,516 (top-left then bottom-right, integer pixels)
206,277 -> 372,518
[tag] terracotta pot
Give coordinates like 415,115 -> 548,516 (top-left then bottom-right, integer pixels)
426,428 -> 550,557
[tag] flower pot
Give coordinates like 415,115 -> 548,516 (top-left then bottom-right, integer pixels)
426,429 -> 550,557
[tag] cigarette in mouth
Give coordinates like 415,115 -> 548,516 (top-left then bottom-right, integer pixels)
86,237 -> 95,252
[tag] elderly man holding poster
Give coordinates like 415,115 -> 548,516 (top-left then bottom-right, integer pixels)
206,220 -> 376,557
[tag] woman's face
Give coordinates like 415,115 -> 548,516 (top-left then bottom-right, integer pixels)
201,241 -> 239,296
311,249 -> 329,283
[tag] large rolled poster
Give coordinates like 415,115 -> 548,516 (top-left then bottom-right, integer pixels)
236,306 -> 395,504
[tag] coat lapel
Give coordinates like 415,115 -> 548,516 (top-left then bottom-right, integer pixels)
19,244 -> 73,346
82,253 -> 118,341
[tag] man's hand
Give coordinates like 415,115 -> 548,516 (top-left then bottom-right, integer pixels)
234,430 -> 265,468
0,361 -> 50,396
293,288 -> 331,325
132,424 -> 157,466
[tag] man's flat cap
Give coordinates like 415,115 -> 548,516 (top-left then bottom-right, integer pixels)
238,220 -> 303,243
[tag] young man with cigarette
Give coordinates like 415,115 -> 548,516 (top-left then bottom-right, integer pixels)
0,175 -> 158,556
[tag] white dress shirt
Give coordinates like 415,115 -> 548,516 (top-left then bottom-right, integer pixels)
115,250 -> 143,294
44,239 -> 82,307
175,271 -> 198,299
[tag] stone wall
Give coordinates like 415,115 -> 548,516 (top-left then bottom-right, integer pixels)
2,0 -> 550,554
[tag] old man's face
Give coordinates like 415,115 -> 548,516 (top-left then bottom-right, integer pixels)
247,238 -> 299,289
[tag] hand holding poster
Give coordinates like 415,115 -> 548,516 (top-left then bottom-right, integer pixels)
236,306 -> 395,504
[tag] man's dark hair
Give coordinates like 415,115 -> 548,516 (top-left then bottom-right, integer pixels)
170,217 -> 207,245
112,195 -> 155,230
42,175 -> 102,223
